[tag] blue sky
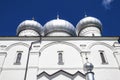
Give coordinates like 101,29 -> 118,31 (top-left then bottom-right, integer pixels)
0,0 -> 120,36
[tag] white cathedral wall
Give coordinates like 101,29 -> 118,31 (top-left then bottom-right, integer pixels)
114,48 -> 120,69
52,74 -> 71,80
0,37 -> 120,80
74,76 -> 85,80
38,76 -> 49,80
26,68 -> 38,80
3,45 -> 29,68
0,70 -> 25,80
38,75 -> 84,80
115,54 -> 120,69
0,52 -> 6,69
94,69 -> 120,80
37,38 -> 120,80
38,43 -> 84,75
88,45 -> 118,68
39,43 -> 83,68
26,52 -> 39,80
0,41 -> 30,80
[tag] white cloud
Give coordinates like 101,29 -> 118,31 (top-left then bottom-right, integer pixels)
102,0 -> 114,9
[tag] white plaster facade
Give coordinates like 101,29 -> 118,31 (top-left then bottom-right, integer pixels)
0,37 -> 120,80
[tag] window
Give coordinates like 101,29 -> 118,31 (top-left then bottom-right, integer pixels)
14,52 -> 22,65
92,33 -> 95,36
99,50 -> 108,64
57,51 -> 64,65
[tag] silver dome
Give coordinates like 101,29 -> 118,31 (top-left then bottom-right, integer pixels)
17,20 -> 43,35
84,62 -> 94,72
76,16 -> 102,35
44,18 -> 76,36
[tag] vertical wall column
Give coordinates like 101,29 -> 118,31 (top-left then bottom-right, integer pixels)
114,52 -> 120,69
0,52 -> 7,75
25,42 -> 41,80
26,51 -> 39,80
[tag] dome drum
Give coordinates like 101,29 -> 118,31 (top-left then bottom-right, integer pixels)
44,26 -> 76,36
77,23 -> 102,36
17,25 -> 42,35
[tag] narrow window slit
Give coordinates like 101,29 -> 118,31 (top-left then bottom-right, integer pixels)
14,53 -> 22,65
99,50 -> 108,64
57,51 -> 64,65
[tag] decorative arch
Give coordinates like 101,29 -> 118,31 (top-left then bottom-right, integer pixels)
39,41 -> 81,53
37,70 -> 85,80
88,42 -> 115,51
5,42 -> 30,51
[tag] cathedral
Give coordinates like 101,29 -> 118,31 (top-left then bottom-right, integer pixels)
0,16 -> 120,80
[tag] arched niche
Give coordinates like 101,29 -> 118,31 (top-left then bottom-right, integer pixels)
39,41 -> 81,53
88,42 -> 115,51
5,42 -> 29,51
3,42 -> 29,67
38,41 -> 83,70
87,42 -> 118,67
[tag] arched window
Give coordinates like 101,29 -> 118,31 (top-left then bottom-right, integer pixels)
92,33 -> 95,36
99,50 -> 108,64
57,51 -> 64,65
14,53 -> 22,65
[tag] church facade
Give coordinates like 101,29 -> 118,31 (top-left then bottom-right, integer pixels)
0,16 -> 120,80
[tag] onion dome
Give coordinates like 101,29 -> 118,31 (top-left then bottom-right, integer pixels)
17,20 -> 43,36
44,18 -> 76,36
84,62 -> 94,72
76,16 -> 102,36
